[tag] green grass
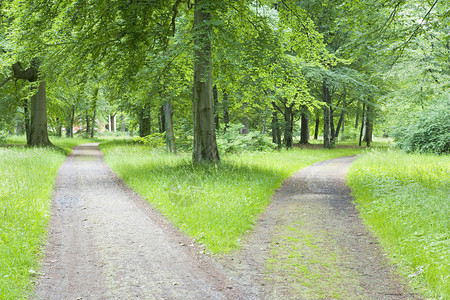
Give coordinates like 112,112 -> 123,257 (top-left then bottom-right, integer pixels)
101,142 -> 362,253
0,147 -> 66,299
347,150 -> 450,299
4,135 -> 104,154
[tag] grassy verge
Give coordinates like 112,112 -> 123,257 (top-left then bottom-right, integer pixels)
347,150 -> 449,299
0,147 -> 66,299
101,142 -> 362,253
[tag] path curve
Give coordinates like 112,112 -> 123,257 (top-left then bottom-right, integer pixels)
219,156 -> 419,299
34,143 -> 245,299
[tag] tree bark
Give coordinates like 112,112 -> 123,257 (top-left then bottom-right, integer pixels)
12,62 -> 52,147
283,102 -> 294,148
159,106 -> 166,133
322,78 -> 332,148
192,0 -> 219,163
271,106 -> 281,147
29,81 -> 51,146
213,84 -> 219,131
23,98 -> 31,144
299,112 -> 309,144
163,101 -> 176,154
364,103 -> 373,147
223,92 -> 229,132
314,112 -> 319,140
139,107 -> 151,137
359,103 -> 365,146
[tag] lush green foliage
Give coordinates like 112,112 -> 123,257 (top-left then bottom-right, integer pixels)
347,150 -> 450,299
0,147 -> 65,299
392,95 -> 450,154
101,142 -> 362,253
217,124 -> 277,153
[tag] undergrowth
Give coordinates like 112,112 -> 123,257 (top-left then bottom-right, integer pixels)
0,147 -> 66,299
347,150 -> 449,299
101,142 -> 362,253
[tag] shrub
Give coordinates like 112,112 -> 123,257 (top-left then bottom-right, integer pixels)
134,132 -> 166,148
393,95 -> 450,154
217,123 -> 277,153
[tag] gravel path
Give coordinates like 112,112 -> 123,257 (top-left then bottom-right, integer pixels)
34,143 -> 243,299
35,145 -> 418,299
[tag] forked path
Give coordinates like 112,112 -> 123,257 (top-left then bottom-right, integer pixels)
219,156 -> 419,299
34,143 -> 244,299
35,144 -> 418,299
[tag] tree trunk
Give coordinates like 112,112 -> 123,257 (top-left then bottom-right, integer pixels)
271,108 -> 281,147
284,103 -> 294,148
85,110 -> 90,137
355,102 -> 360,129
90,109 -> 96,138
364,103 -> 373,147
335,108 -> 345,138
314,112 -> 319,140
23,98 -> 31,144
159,106 -> 166,133
330,107 -> 336,147
322,78 -> 332,148
12,62 -> 51,147
213,84 -> 219,131
66,104 -> 75,137
299,109 -> 309,144
192,0 -> 219,163
163,101 -> 176,154
29,81 -> 51,146
139,107 -> 151,137
56,118 -> 62,137
223,92 -> 229,132
359,103 -> 365,146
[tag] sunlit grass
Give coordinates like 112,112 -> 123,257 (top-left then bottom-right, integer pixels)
0,147 -> 66,299
4,135 -> 104,154
347,150 -> 449,299
101,142 -> 363,253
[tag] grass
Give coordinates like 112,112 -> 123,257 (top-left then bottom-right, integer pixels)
4,135 -> 104,154
0,136 -> 106,299
100,141 -> 363,253
0,147 -> 66,299
347,150 -> 450,299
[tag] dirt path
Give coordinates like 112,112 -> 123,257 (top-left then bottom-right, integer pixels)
35,145 -> 418,299
218,156 -> 419,299
34,144 -> 244,299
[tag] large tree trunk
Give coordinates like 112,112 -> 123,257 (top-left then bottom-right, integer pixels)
192,0 -> 219,163
163,101 -> 176,154
12,62 -> 51,147
29,81 -> 51,146
322,78 -> 332,148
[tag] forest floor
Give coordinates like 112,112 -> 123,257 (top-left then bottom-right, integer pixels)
34,143 -> 418,299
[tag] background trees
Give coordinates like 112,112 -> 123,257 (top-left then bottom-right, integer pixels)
0,0 -> 448,155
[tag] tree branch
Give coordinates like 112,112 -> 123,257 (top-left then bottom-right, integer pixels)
391,0 -> 439,67
0,77 -> 13,89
